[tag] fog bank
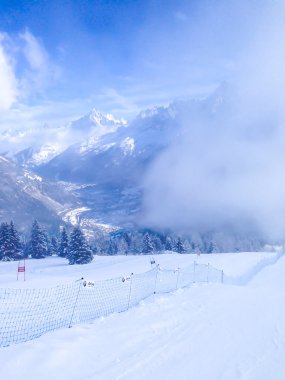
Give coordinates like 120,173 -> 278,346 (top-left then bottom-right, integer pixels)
142,1 -> 285,242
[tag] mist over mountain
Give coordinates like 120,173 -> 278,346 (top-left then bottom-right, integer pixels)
0,76 -> 284,252
0,86 -> 231,231
8,109 -> 127,167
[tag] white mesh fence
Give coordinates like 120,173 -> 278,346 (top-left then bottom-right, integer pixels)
0,262 -> 223,347
0,282 -> 80,347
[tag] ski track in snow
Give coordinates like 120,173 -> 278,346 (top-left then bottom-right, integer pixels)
0,252 -> 285,380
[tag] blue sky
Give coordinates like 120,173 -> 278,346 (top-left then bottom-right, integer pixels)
0,0 -> 269,129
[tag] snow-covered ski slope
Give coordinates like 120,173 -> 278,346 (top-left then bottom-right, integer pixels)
0,251 -> 285,380
0,257 -> 223,347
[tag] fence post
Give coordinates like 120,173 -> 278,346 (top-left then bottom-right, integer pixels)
127,273 -> 133,310
193,261 -> 196,283
154,265 -> 159,294
221,270 -> 224,284
207,263 -> 210,283
69,279 -> 83,328
175,268 -> 180,290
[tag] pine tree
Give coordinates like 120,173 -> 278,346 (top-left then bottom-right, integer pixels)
175,237 -> 186,254
0,222 -> 10,261
152,236 -> 163,252
107,239 -> 118,255
206,240 -> 219,253
8,221 -> 22,260
117,237 -> 128,255
50,237 -> 59,256
165,237 -> 173,251
43,230 -> 52,256
30,220 -> 48,259
0,221 -> 22,261
123,233 -> 131,248
142,233 -> 154,254
58,228 -> 69,257
128,232 -> 143,254
68,226 -> 93,264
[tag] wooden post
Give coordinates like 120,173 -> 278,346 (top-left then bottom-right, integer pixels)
127,273 -> 134,310
175,268 -> 180,290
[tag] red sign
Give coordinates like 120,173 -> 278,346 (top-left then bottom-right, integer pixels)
17,260 -> 26,281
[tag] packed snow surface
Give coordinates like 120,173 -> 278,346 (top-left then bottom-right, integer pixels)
0,251 -> 284,380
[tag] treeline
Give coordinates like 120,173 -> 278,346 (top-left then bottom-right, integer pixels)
95,229 -> 264,255
92,231 -> 206,256
0,220 -> 211,263
0,220 -> 93,264
0,220 -> 260,262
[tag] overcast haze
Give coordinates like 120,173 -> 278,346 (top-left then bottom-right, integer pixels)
142,1 -> 285,241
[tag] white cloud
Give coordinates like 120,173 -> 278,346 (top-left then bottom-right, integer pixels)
20,30 -> 48,71
19,29 -> 60,97
0,29 -> 61,114
0,34 -> 18,110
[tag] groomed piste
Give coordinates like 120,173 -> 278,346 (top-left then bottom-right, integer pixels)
0,251 -> 284,380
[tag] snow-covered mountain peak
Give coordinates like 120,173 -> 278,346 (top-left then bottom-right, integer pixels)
78,108 -> 127,129
68,109 -> 128,142
89,109 -> 127,126
138,106 -> 166,119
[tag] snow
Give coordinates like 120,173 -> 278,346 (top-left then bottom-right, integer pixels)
0,251 -> 274,288
120,137 -> 135,155
89,109 -> 127,127
62,207 -> 91,226
139,106 -> 164,119
0,155 -> 10,162
23,170 -> 42,182
61,207 -> 121,235
28,144 -> 63,165
0,251 -> 285,380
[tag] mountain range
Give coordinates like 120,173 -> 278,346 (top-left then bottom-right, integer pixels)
0,83 -> 267,251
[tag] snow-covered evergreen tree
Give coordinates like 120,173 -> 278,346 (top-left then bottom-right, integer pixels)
29,220 -> 48,259
43,230 -> 52,256
165,236 -> 173,251
142,233 -> 154,254
0,221 -> 22,261
206,240 -> 219,253
183,238 -> 191,253
0,222 -> 10,261
175,237 -> 186,253
107,239 -> 118,255
8,221 -> 22,260
117,237 -> 128,255
123,232 -> 131,248
128,232 -> 143,254
152,235 -> 163,252
58,228 -> 69,257
68,226 -> 93,264
50,237 -> 59,256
